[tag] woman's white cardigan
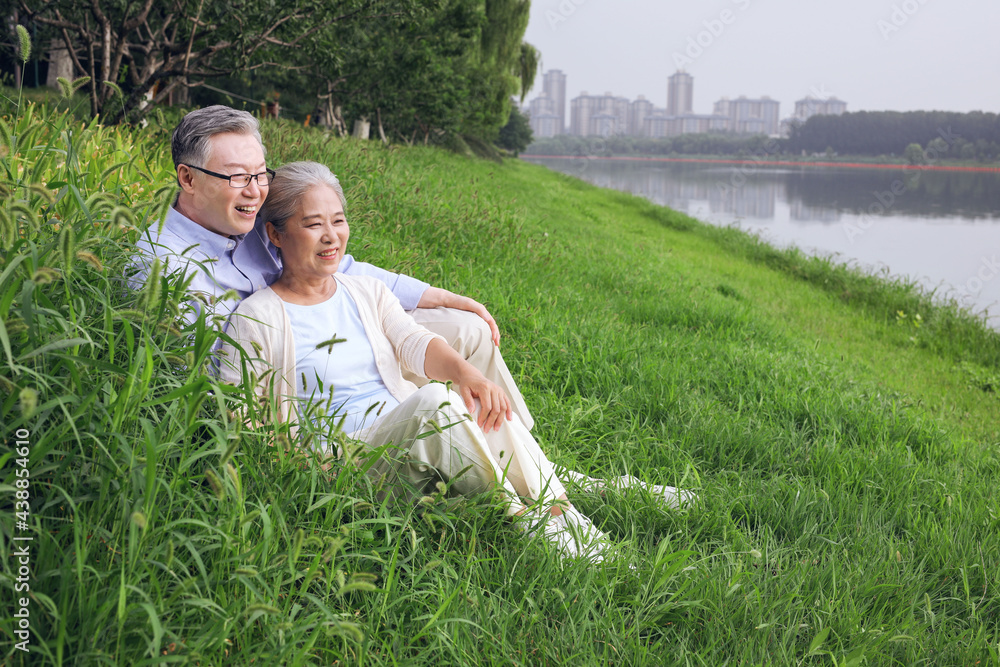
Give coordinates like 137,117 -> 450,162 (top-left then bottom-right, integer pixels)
218,272 -> 445,436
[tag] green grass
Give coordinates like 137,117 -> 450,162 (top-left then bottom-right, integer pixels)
1,103 -> 999,665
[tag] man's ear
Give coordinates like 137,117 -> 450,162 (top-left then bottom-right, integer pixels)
265,221 -> 281,247
176,164 -> 197,193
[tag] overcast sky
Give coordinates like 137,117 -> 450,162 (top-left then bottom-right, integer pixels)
523,0 -> 1000,115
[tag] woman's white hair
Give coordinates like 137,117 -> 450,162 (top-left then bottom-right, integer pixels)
261,161 -> 347,233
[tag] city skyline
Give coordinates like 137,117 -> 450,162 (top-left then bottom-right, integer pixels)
529,69 -> 816,138
523,0 -> 1000,116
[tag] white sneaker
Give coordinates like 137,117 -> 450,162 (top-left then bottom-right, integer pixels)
554,506 -> 610,563
609,475 -> 698,509
519,507 -> 609,563
558,468 -> 697,509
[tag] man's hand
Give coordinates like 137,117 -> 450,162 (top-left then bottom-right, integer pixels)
417,287 -> 501,347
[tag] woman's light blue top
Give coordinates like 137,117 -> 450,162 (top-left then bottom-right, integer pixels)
282,287 -> 400,436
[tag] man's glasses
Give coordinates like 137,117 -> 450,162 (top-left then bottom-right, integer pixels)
183,164 -> 275,188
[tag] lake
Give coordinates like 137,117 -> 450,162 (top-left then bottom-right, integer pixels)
522,156 -> 1000,328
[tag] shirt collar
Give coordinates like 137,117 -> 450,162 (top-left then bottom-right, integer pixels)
165,206 -> 246,259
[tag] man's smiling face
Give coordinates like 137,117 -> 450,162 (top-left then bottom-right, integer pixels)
174,132 -> 268,237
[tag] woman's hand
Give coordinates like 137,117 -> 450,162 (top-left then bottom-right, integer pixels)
458,373 -> 513,433
417,287 -> 501,347
423,338 -> 512,432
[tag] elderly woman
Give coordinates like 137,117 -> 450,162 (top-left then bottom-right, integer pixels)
219,161 -> 610,561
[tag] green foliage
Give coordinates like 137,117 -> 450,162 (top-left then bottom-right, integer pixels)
516,42 -> 540,103
21,0 -> 344,123
786,109 -> 1000,160
904,142 -> 926,165
496,105 -> 533,155
1,104 -> 998,664
337,0 -> 484,144
201,0 -> 535,148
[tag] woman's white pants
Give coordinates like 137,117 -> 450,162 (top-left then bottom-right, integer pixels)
354,383 -> 564,515
405,307 -> 535,431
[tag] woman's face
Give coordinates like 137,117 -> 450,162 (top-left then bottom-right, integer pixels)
267,184 -> 349,281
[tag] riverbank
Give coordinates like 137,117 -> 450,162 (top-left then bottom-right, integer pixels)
3,105 -> 999,664
522,152 -> 1000,173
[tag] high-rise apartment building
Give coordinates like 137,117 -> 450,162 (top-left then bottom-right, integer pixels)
793,96 -> 847,121
570,93 -> 597,136
667,71 -> 694,117
714,96 -> 781,135
590,112 -> 619,137
528,95 -> 560,138
669,114 -> 730,136
644,109 -> 670,138
570,92 -> 629,136
542,69 -> 567,134
607,94 -> 630,135
629,96 -> 654,136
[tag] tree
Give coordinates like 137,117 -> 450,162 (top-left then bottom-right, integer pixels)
904,143 -> 926,165
290,0 -> 536,149
329,0 -> 483,144
17,0 -> 539,152
783,109 -> 1000,157
496,105 -> 532,154
926,136 -> 949,159
17,0 -> 382,123
459,0 -> 533,142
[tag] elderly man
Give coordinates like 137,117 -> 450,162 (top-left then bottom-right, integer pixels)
131,105 -> 534,429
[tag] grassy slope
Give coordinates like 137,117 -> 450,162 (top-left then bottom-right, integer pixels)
2,110 -> 999,665
307,139 -> 1000,662
384,148 -> 998,445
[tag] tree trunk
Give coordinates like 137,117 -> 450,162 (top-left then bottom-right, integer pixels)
100,20 -> 111,93
352,116 -> 370,139
45,39 -> 74,89
174,78 -> 190,106
376,108 -> 388,144
331,104 -> 347,137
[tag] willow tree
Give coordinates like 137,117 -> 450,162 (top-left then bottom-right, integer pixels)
459,0 -> 535,142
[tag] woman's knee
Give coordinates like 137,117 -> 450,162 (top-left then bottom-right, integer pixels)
410,383 -> 465,417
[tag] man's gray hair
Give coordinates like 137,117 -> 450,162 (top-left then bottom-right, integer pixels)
261,161 -> 347,234
171,105 -> 266,167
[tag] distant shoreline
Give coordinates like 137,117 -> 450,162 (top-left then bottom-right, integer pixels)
521,154 -> 1000,173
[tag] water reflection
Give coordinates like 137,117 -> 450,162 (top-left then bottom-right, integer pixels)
547,158 -> 1000,223
712,180 -> 777,219
523,156 -> 1000,326
790,200 -> 841,223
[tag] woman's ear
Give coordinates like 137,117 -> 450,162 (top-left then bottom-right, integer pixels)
265,221 -> 281,248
